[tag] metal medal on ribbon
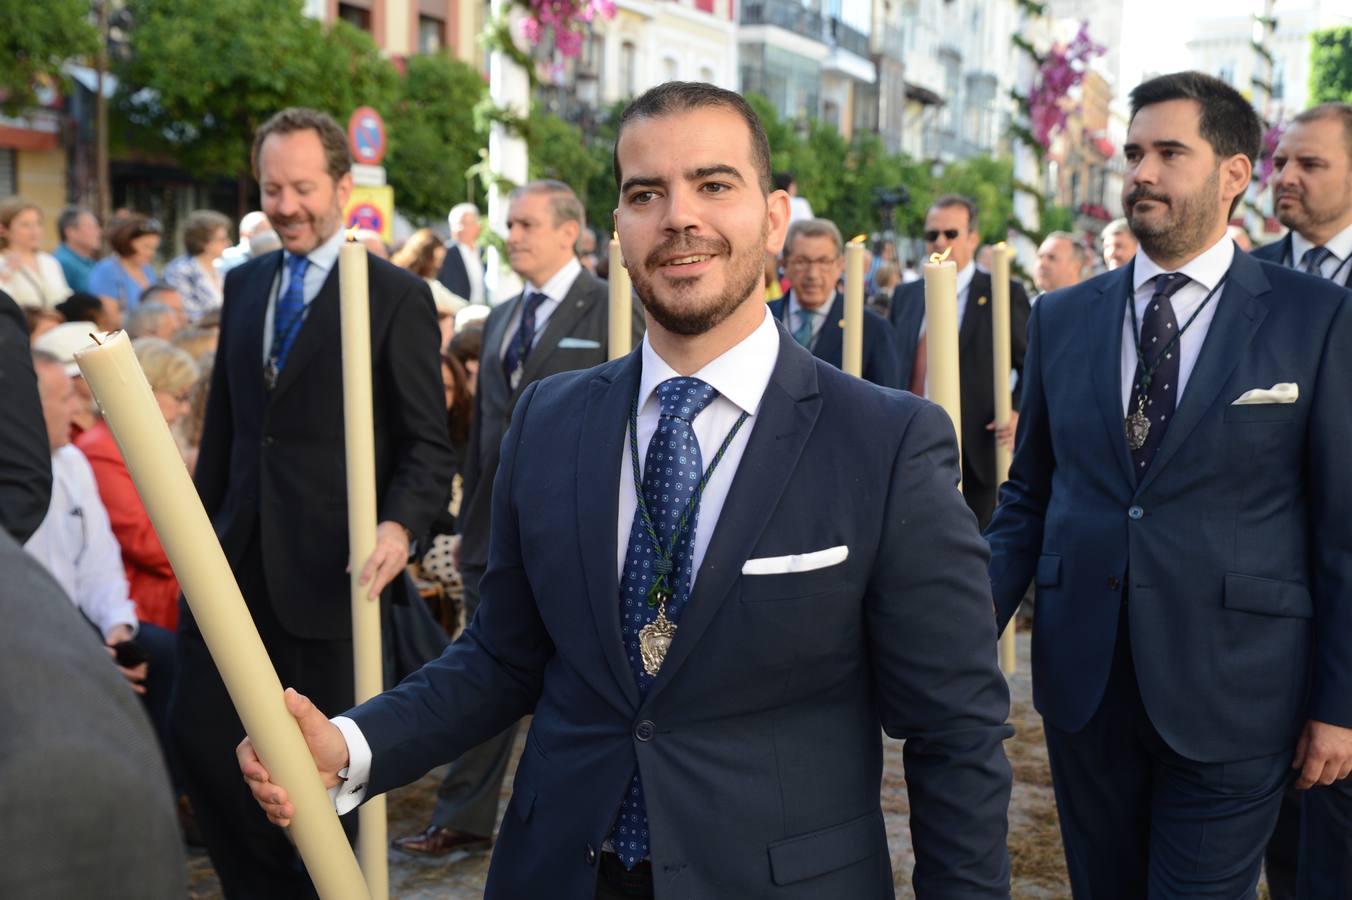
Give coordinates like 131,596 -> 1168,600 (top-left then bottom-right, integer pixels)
1126,404 -> 1151,450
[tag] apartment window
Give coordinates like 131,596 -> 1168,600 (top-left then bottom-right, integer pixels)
663,57 -> 678,82
418,15 -> 445,53
338,3 -> 371,31
1217,62 -> 1235,85
620,41 -> 637,98
699,65 -> 715,84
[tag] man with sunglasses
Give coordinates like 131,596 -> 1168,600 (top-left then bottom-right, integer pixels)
888,195 -> 1031,527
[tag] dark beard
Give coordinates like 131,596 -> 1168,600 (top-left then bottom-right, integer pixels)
1127,168 -> 1221,262
629,225 -> 767,336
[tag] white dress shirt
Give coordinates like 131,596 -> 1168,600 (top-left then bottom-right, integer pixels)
1120,235 -> 1235,414
497,257 -> 583,360
1290,221 -> 1352,282
458,241 -> 486,306
23,445 -> 139,641
331,307 -> 781,813
260,228 -> 344,363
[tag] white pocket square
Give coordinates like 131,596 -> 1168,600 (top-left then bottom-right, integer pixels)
557,337 -> 601,349
742,545 -> 849,575
1231,383 -> 1298,405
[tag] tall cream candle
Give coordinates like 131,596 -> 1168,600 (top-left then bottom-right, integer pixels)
75,331 -> 368,900
922,249 -> 963,466
338,238 -> 388,899
608,234 -> 632,361
842,237 -> 865,377
990,243 -> 1016,675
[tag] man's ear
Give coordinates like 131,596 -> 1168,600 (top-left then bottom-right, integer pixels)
1222,154 -> 1254,211
765,189 -> 791,256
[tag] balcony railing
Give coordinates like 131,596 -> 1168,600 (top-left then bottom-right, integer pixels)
741,0 -> 871,61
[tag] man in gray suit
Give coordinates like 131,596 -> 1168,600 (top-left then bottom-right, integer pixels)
0,526 -> 185,899
393,179 -> 645,856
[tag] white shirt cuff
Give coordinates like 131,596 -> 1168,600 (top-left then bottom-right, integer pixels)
329,716 -> 373,815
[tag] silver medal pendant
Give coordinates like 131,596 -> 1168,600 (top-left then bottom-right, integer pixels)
638,603 -> 676,676
1126,409 -> 1151,450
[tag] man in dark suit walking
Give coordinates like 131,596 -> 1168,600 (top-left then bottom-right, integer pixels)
392,179 -> 645,858
889,195 -> 1030,527
174,108 -> 453,897
241,81 -> 1013,899
1255,100 -> 1352,900
767,217 -> 900,387
437,203 -> 485,306
987,72 -> 1352,897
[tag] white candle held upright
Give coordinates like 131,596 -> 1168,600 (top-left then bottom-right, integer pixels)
842,236 -> 866,378
74,331 -> 369,900
338,235 -> 388,900
922,248 -> 963,466
608,233 -> 632,361
990,242 -> 1017,675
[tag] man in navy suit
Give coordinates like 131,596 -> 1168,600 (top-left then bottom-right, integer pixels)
767,217 -> 900,387
1255,101 -> 1352,900
986,71 -> 1352,897
889,195 -> 1030,527
437,202 -> 486,306
240,81 -> 1013,899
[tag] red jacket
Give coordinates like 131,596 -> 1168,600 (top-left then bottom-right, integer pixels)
75,421 -> 180,630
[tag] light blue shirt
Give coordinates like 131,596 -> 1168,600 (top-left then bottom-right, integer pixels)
261,228 -> 344,362
86,257 -> 157,309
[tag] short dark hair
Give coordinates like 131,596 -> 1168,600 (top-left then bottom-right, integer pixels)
1128,71 -> 1262,165
108,214 -> 162,257
57,207 -> 93,241
251,108 -> 352,184
1291,102 -> 1352,162
54,292 -> 104,324
772,172 -> 795,192
614,82 -> 772,194
930,194 -> 980,232
181,209 -> 232,256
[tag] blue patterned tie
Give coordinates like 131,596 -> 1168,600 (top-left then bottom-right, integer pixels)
793,308 -> 816,347
272,253 -> 310,372
502,290 -> 547,382
610,376 -> 720,869
1130,273 -> 1189,474
1301,245 -> 1332,277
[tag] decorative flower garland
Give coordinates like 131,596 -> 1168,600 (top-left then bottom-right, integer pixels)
1255,120 -> 1287,191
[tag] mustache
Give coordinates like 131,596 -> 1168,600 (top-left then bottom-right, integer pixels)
1125,188 -> 1170,208
645,236 -> 728,270
1275,188 -> 1303,201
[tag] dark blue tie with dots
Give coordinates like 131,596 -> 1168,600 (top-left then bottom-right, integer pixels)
1130,272 -> 1189,474
610,376 -> 719,869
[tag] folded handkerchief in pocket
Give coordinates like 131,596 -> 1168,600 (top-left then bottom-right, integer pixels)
1231,383 -> 1298,405
557,337 -> 602,349
742,545 -> 849,575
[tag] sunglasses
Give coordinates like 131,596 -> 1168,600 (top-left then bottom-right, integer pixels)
924,229 -> 963,242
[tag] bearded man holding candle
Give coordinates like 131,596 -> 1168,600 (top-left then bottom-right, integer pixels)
174,107 -> 454,897
240,81 -> 1012,900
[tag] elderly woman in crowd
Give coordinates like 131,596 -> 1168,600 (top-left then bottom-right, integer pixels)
164,210 -> 231,322
393,227 -> 467,350
87,214 -> 161,310
0,197 -> 73,309
76,337 -> 199,632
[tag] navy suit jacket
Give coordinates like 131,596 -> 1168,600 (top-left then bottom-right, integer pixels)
436,241 -> 479,301
889,272 -> 1031,526
986,251 -> 1352,763
767,292 -> 901,388
348,325 -> 1013,899
1252,232 -> 1352,287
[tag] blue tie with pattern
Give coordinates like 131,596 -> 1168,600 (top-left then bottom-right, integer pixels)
793,308 -> 816,347
1301,245 -> 1332,277
610,376 -> 720,869
272,253 -> 310,373
1129,272 -> 1189,474
502,290 -> 547,382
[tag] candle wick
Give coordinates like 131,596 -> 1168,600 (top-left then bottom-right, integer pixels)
90,333 -> 103,346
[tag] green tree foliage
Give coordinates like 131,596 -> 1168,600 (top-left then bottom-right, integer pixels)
385,54 -> 487,223
0,0 -> 98,115
935,156 -> 1014,245
115,0 -> 396,180
1309,27 -> 1352,105
527,106 -> 603,214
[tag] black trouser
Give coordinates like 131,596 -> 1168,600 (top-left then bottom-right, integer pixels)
169,536 -> 357,899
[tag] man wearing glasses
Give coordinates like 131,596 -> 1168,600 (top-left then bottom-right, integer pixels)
768,218 -> 900,388
888,195 -> 1031,527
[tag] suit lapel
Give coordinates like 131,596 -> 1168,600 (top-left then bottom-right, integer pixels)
239,252 -> 281,401
578,353 -> 643,709
1090,263 -> 1137,488
480,293 -> 519,404
646,328 -> 822,704
1136,253 -> 1270,494
516,273 -> 601,392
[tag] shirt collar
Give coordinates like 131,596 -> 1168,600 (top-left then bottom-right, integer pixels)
638,305 -> 780,419
786,291 -> 833,319
1133,233 -> 1235,293
527,256 -> 583,302
956,261 -> 977,296
285,228 -> 345,275
1291,221 -> 1352,266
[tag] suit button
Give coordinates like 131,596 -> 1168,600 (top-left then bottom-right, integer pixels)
262,436 -> 275,447
1128,505 -> 1143,520
585,844 -> 597,866
1107,576 -> 1120,590
634,720 -> 655,742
